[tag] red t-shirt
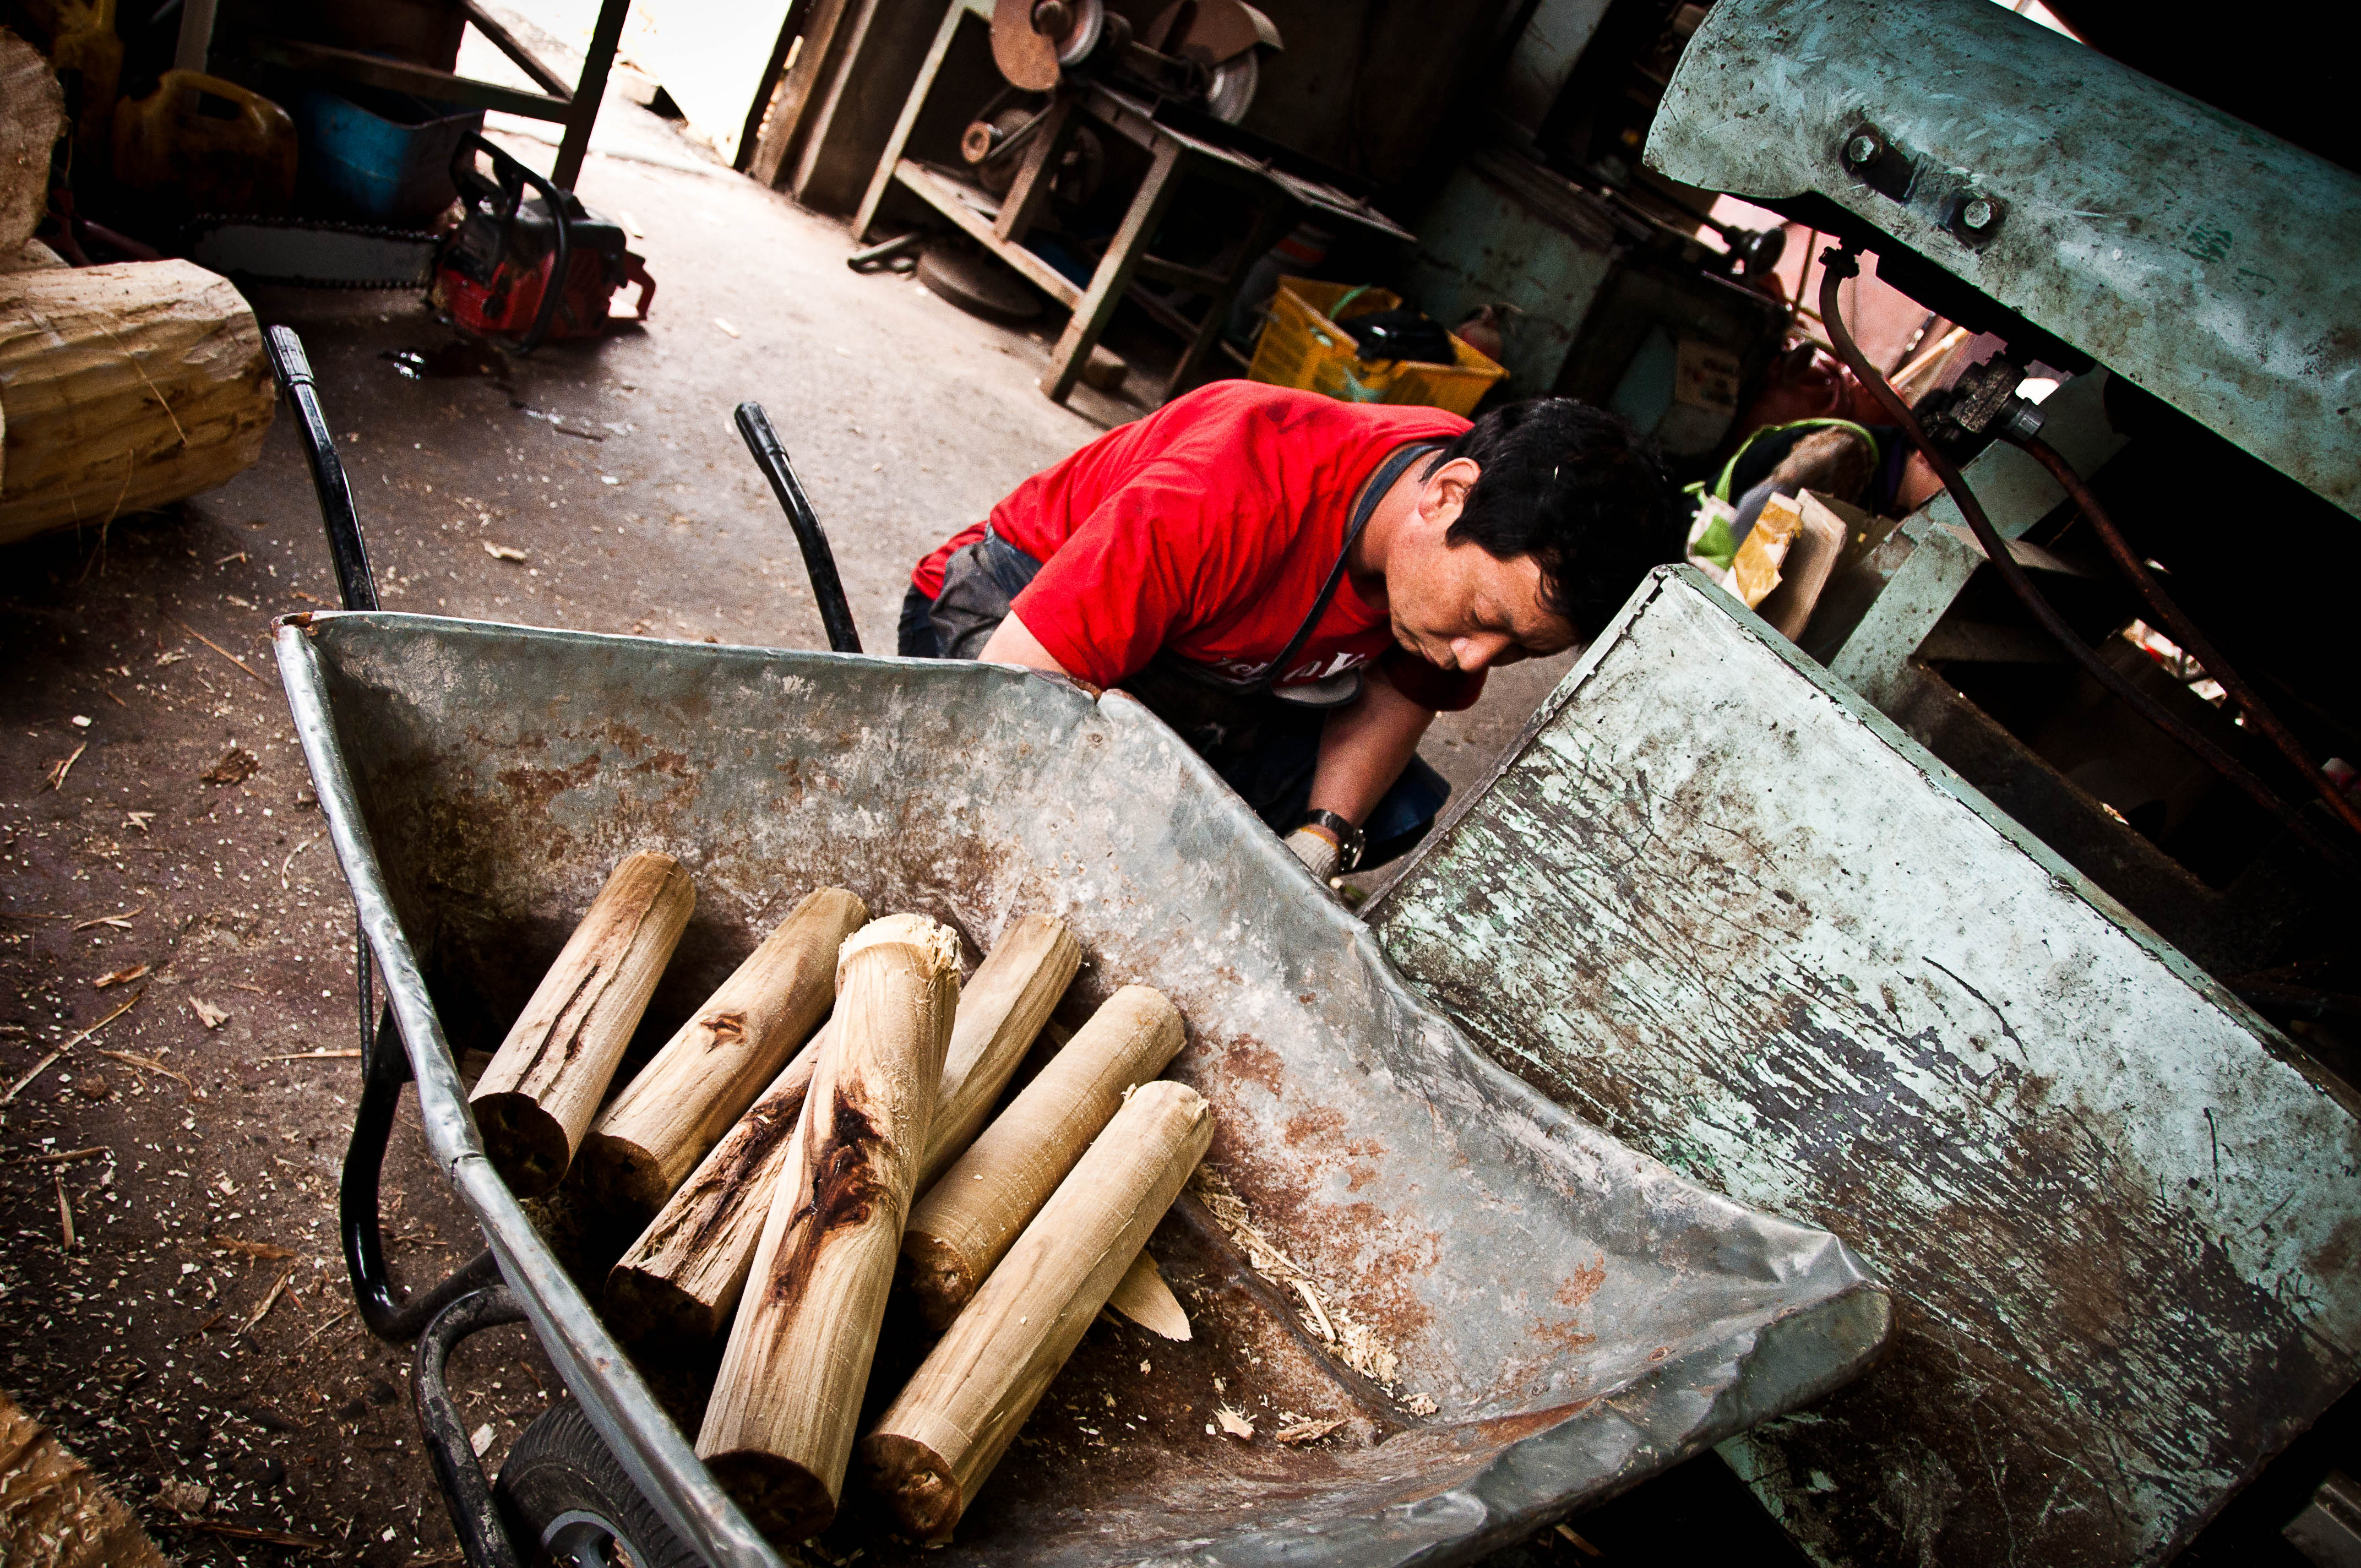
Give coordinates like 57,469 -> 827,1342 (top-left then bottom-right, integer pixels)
910,383 -> 1484,710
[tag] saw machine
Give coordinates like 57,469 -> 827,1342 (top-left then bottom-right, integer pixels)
986,0 -> 1281,124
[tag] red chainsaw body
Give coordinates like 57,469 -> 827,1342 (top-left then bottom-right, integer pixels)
435,138 -> 655,347
437,242 -> 651,345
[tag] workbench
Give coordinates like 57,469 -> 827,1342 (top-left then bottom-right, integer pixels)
851,0 -> 1412,406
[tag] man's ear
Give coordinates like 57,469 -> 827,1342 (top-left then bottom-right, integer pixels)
1421,457 -> 1482,532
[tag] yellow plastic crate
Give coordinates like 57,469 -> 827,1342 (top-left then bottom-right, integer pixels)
1246,277 -> 1507,417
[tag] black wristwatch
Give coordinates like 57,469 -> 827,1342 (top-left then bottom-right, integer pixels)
1298,809 -> 1365,873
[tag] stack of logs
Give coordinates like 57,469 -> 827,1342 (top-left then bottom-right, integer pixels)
466,851 -> 1211,1544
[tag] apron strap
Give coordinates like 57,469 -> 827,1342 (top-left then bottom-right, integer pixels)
1244,440 -> 1442,695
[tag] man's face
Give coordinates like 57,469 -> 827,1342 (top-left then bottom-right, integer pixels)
1383,459 -> 1580,673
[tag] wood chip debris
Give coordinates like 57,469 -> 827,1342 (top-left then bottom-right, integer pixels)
482,541 -> 529,562
211,1235 -> 298,1260
189,997 -> 229,1028
281,832 -> 323,889
46,741 -> 87,791
199,745 -> 258,785
19,1145 -> 109,1166
97,1047 -> 191,1089
74,905 -> 142,929
237,1268 -> 295,1340
55,1168 -> 77,1249
1275,1417 -> 1345,1445
1213,1406 -> 1254,1439
170,617 -> 265,683
95,962 -> 150,988
1189,1166 -> 1407,1389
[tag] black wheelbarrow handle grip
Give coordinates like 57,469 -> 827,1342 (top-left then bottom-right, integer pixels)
264,326 -> 381,614
735,401 -> 863,654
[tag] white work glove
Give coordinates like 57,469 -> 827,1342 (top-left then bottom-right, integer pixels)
1284,824 -> 1341,883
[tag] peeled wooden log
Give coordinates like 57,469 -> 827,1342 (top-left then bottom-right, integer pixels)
0,260 -> 276,545
901,984 -> 1183,1329
917,913 -> 1079,1192
583,888 -> 866,1219
603,1020 -> 830,1343
861,1079 -> 1212,1542
602,914 -> 1077,1342
698,914 -> 959,1543
470,852 -> 695,1198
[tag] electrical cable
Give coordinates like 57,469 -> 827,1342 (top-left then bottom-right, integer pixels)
1814,241 -> 2354,867
2006,433 -> 2361,841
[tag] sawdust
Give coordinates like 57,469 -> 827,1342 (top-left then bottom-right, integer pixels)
1189,1166 -> 1424,1402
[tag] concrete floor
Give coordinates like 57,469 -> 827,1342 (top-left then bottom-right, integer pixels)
0,88 -> 1584,1567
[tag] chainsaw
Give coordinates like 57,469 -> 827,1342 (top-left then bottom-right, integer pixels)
189,135 -> 652,353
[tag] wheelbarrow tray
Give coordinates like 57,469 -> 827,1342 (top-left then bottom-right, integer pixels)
277,609 -> 1889,1568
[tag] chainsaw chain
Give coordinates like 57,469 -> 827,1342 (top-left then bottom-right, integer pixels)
187,215 -> 444,291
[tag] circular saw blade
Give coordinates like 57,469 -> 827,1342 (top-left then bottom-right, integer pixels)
990,0 -> 1104,90
1204,52 -> 1259,123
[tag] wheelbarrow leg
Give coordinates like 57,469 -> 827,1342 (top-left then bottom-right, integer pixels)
414,1284 -> 529,1568
343,1004 -> 506,1338
735,401 -> 863,654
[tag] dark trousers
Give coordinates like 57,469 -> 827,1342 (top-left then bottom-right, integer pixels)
898,585 -> 1448,869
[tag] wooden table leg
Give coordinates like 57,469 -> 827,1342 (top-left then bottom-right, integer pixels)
552,0 -> 629,189
1154,190 -> 1294,404
852,0 -> 969,242
992,96 -> 1078,246
1041,138 -> 1183,405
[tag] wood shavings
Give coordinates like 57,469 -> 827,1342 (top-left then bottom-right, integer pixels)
482,540 -> 529,562
1189,1166 -> 1402,1387
189,996 -> 228,1028
94,962 -> 149,988
74,905 -> 142,929
55,1168 -> 77,1249
1214,1406 -> 1254,1439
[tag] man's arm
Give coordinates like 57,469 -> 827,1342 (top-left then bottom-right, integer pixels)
1308,666 -> 1435,829
975,612 -> 1074,676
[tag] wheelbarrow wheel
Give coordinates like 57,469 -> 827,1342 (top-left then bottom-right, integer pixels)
494,1402 -> 697,1568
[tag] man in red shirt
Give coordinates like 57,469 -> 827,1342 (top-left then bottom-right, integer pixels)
900,381 -> 1677,881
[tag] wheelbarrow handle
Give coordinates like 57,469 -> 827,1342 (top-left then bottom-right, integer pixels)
735,401 -> 862,654
264,326 -> 380,613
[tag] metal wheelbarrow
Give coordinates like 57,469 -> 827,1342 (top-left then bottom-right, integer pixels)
262,326 -> 1890,1567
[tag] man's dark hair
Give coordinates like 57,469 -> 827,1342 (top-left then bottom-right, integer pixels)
1433,398 -> 1682,636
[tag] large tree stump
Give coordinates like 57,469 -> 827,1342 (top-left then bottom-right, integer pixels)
1,30 -> 62,253
583,887 -> 866,1219
861,1079 -> 1212,1541
0,259 -> 275,544
698,913 -> 959,1543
